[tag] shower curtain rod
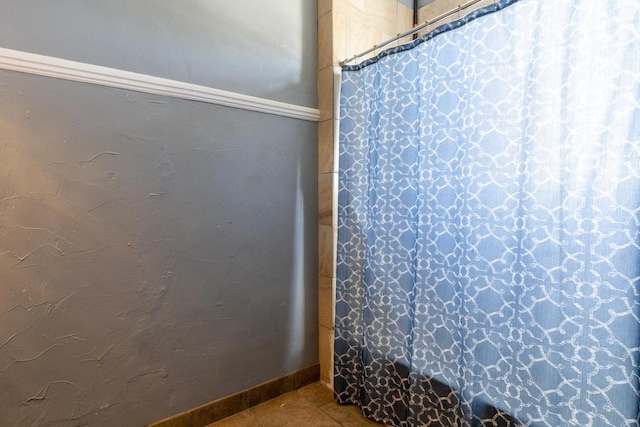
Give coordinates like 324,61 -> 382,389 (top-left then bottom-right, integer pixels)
340,0 -> 486,66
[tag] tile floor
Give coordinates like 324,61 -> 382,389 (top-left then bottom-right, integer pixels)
206,382 -> 387,427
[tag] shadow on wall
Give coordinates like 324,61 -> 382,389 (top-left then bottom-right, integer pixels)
282,0 -> 319,373
284,158 -> 317,372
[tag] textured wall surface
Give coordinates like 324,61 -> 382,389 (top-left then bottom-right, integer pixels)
0,1 -> 317,426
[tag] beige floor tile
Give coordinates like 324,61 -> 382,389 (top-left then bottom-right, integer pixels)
297,382 -> 334,407
320,400 -> 358,422
208,382 -> 389,427
350,408 -> 383,424
207,411 -> 263,427
249,391 -> 341,427
320,400 -> 387,426
341,415 -> 389,427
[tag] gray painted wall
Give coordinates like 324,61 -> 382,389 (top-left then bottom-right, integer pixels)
0,1 -> 317,426
0,0 -> 317,107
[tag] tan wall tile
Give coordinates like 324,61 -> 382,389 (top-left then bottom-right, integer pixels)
318,12 -> 333,71
319,286 -> 335,329
318,66 -> 334,121
338,0 -> 421,65
418,0 -> 495,36
333,12 -> 347,65
417,0 -> 455,35
318,119 -> 335,173
419,0 -> 454,22
345,21 -> 379,62
318,224 -> 336,277
380,29 -> 397,46
397,2 -> 415,46
335,0 -> 365,20
318,172 -> 335,225
319,325 -> 335,386
364,0 -> 397,37
398,2 -> 414,31
332,118 -> 339,171
318,0 -> 332,18
319,275 -> 335,289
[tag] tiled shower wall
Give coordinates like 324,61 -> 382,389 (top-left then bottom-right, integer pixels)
317,0 -> 414,388
317,0 -> 498,388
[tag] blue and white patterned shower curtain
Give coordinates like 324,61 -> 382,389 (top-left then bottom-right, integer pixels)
335,0 -> 640,425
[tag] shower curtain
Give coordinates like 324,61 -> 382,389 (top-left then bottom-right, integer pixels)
335,0 -> 640,426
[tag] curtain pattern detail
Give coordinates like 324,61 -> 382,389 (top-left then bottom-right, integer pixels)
335,0 -> 640,426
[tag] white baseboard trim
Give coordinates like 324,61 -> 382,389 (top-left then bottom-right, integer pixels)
0,47 -> 320,122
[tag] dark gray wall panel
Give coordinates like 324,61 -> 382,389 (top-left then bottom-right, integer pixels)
0,0 -> 318,107
0,69 -> 318,426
